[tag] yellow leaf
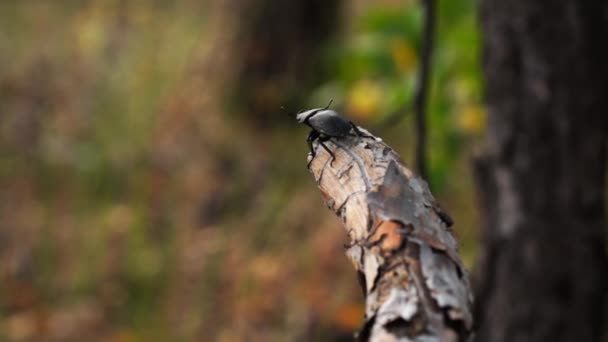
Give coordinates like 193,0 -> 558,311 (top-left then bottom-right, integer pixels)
346,80 -> 384,121
391,39 -> 417,74
457,104 -> 486,135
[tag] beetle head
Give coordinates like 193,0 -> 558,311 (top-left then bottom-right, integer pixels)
296,108 -> 321,123
296,99 -> 334,124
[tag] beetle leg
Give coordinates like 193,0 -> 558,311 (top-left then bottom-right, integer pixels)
350,122 -> 374,139
307,130 -> 320,156
318,135 -> 336,166
307,130 -> 319,159
306,130 -> 320,167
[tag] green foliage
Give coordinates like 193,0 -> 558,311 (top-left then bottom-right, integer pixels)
314,1 -> 483,190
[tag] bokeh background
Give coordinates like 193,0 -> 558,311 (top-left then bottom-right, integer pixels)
0,1 -> 482,340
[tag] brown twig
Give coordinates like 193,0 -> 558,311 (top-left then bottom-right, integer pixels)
380,0 -> 436,181
413,0 -> 435,180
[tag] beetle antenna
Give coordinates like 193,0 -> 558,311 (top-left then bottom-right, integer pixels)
280,105 -> 296,118
325,99 -> 334,110
281,106 -> 292,118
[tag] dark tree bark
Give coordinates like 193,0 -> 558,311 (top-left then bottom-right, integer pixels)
230,0 -> 342,124
474,1 -> 608,341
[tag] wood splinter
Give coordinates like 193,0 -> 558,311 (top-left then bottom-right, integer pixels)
306,127 -> 474,342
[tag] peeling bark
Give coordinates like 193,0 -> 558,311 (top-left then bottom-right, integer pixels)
306,129 -> 473,341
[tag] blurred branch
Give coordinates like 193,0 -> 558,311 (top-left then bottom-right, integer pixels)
381,0 -> 436,181
413,0 -> 435,180
305,128 -> 472,341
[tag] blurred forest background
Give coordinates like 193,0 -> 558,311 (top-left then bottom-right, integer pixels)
3,0 -> 593,341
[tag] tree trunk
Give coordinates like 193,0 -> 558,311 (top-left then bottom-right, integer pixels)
474,1 -> 608,341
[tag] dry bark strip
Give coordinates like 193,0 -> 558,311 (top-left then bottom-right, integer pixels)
306,128 -> 473,342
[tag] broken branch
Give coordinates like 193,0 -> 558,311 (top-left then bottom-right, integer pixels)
306,128 -> 473,341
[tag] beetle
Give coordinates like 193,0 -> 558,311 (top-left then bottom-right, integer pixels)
297,100 -> 371,165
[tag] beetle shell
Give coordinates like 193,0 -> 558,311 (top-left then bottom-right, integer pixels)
307,110 -> 352,137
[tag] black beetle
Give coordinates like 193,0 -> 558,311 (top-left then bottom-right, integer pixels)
297,100 -> 371,165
